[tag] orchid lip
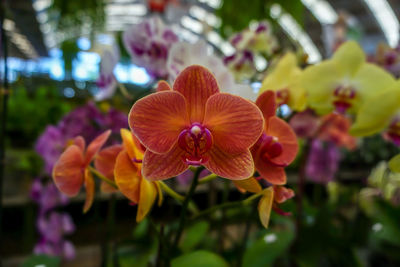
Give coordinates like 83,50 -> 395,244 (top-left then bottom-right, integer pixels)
258,133 -> 286,167
178,123 -> 213,166
333,85 -> 356,113
132,158 -> 143,163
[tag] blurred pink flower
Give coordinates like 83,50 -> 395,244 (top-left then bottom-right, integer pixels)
123,16 -> 178,78
95,44 -> 120,101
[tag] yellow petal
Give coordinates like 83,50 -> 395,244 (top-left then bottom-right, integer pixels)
350,63 -> 395,112
351,85 -> 400,136
389,154 -> 400,173
301,61 -> 341,115
120,128 -> 143,161
155,181 -> 164,207
258,187 -> 274,229
233,177 -> 262,193
332,41 -> 365,76
136,178 -> 157,222
83,168 -> 95,213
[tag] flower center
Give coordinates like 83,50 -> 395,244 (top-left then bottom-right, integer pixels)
258,134 -> 286,167
276,88 -> 290,106
178,123 -> 213,166
387,119 -> 400,146
332,85 -> 356,113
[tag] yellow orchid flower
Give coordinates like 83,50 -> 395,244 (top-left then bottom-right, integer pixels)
301,41 -> 395,115
114,129 -> 163,222
260,52 -> 307,111
350,81 -> 400,139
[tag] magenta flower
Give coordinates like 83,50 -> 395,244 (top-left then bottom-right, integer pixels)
123,16 -> 178,78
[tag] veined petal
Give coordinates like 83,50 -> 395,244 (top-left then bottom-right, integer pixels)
83,168 -> 95,213
84,130 -> 111,166
204,93 -> 264,154
258,187 -> 274,229
129,91 -> 189,154
136,178 -> 157,222
114,150 -> 141,203
266,117 -> 298,166
204,146 -> 254,180
173,65 -> 219,123
120,129 -> 143,161
255,90 -> 277,122
52,145 -> 85,197
156,80 -> 172,92
332,41 -> 366,76
351,87 -> 400,136
233,177 -> 262,193
94,144 -> 123,180
142,144 -> 188,181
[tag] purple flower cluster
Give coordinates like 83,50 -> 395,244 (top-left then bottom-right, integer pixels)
35,102 -> 128,175
369,43 -> 400,78
305,140 -> 341,184
30,178 -> 76,260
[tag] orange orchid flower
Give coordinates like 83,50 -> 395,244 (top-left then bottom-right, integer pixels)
251,91 -> 299,185
114,129 -> 163,222
52,130 -> 111,213
129,65 -> 264,180
95,144 -> 123,193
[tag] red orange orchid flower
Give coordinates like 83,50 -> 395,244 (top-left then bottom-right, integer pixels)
129,65 -> 264,180
114,129 -> 163,222
52,130 -> 111,213
251,91 -> 298,185
95,144 -> 123,193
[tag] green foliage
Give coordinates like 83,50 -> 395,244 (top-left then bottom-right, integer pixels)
7,84 -> 71,147
217,0 -> 304,37
179,221 -> 210,252
21,255 -> 60,267
171,250 -> 228,267
243,219 -> 295,267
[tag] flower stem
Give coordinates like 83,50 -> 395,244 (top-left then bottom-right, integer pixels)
198,173 -> 218,184
159,181 -> 184,202
172,167 -> 203,250
118,82 -> 133,100
192,191 -> 264,220
88,166 -> 118,189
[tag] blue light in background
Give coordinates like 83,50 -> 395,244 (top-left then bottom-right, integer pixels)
77,37 -> 91,50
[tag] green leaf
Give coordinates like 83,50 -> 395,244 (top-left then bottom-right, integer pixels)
179,221 -> 209,252
243,228 -> 295,267
21,254 -> 60,267
171,250 -> 228,267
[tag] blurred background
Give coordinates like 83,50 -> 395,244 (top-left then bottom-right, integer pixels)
1,0 -> 400,266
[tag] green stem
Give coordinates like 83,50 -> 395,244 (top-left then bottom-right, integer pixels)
118,82 -> 133,100
192,191 -> 264,220
172,167 -> 203,250
159,181 -> 184,202
198,174 -> 218,184
88,166 -> 118,189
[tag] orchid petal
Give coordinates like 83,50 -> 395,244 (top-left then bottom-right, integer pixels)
136,178 -> 157,222
142,144 -> 188,181
266,117 -> 299,166
173,65 -> 219,123
258,187 -> 274,229
389,154 -> 400,173
52,145 -> 85,197
204,93 -> 264,154
156,80 -> 172,92
83,168 -> 95,213
120,129 -> 143,161
233,177 -> 262,193
351,86 -> 400,136
114,150 -> 141,203
84,130 -> 111,166
94,144 -> 123,180
73,136 -> 85,151
129,91 -> 189,154
204,146 -> 254,180
155,182 -> 163,207
332,41 -> 365,76
255,90 -> 277,122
